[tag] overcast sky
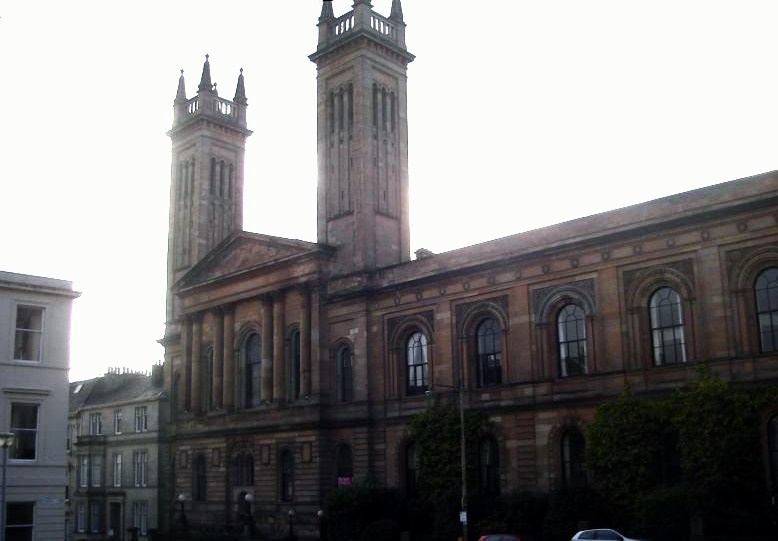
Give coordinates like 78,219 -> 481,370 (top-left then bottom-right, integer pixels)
1,1 -> 777,381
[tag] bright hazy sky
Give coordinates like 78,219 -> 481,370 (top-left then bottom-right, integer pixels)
1,1 -> 777,381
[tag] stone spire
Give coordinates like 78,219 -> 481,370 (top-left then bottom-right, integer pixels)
198,54 -> 213,92
175,70 -> 186,103
353,0 -> 372,6
319,0 -> 334,21
390,0 -> 404,21
233,68 -> 247,105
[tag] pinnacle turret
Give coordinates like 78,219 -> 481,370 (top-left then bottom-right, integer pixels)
390,0 -> 404,21
320,0 -> 334,21
198,54 -> 213,93
234,68 -> 247,105
175,70 -> 186,102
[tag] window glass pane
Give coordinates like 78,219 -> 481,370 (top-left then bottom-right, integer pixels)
561,430 -> 587,487
406,332 -> 428,394
477,318 -> 502,386
6,502 -> 34,541
206,348 -> 214,410
558,305 -> 587,377
336,445 -> 353,486
405,443 -> 419,497
90,502 -> 101,532
14,306 -> 43,361
194,455 -> 207,501
10,404 -> 38,460
6,502 -> 34,525
649,287 -> 686,365
479,438 -> 499,495
338,347 -> 353,402
244,333 -> 261,407
281,451 -> 294,501
113,454 -> 122,487
289,330 -> 301,400
756,268 -> 778,353
91,455 -> 102,486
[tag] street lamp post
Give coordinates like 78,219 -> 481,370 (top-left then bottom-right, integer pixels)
244,493 -> 255,537
426,384 -> 468,541
176,493 -> 187,536
0,432 -> 16,541
288,508 -> 295,541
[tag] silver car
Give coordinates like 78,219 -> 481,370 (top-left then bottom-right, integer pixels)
570,529 -> 641,541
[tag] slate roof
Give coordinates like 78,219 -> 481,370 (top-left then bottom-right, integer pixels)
69,370 -> 166,413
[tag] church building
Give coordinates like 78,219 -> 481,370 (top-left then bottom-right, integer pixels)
161,0 -> 778,537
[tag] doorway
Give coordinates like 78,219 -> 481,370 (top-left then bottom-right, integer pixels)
109,502 -> 122,540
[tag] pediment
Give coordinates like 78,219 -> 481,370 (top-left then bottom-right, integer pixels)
176,232 -> 320,290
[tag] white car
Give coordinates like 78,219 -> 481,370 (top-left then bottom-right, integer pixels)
571,529 -> 642,541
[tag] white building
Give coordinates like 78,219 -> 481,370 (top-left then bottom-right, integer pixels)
0,271 -> 79,540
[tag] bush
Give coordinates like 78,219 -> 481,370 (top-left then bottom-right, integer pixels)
636,485 -> 700,540
360,518 -> 402,541
473,490 -> 547,540
322,484 -> 408,541
543,486 -> 609,541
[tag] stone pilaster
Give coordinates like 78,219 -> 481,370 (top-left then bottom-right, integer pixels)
191,313 -> 203,416
222,305 -> 235,411
212,307 -> 224,409
300,285 -> 312,398
182,319 -> 192,412
273,291 -> 286,402
261,295 -> 274,403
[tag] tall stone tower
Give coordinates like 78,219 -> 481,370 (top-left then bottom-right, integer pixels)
310,0 -> 414,275
165,56 -> 252,325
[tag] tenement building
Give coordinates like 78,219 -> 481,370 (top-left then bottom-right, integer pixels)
161,0 -> 778,537
67,367 -> 170,540
0,271 -> 79,540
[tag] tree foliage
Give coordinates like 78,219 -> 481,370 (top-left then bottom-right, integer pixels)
321,482 -> 408,541
585,387 -> 666,511
586,369 -> 777,538
408,400 -> 492,499
670,368 -> 766,495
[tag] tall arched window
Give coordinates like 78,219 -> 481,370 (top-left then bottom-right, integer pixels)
193,454 -> 207,502
558,304 -> 587,377
756,267 -> 778,353
406,331 -> 428,395
405,443 -> 419,498
172,372 -> 180,420
335,445 -> 354,487
205,348 -> 214,411
477,318 -> 502,387
243,333 -> 261,408
561,429 -> 586,487
336,345 -> 353,403
232,454 -> 254,487
280,450 -> 294,502
289,329 -> 301,401
478,437 -> 499,495
649,287 -> 686,365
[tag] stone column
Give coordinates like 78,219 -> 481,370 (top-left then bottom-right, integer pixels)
222,305 -> 236,411
261,295 -> 274,403
181,320 -> 192,412
212,308 -> 224,409
300,285 -> 312,398
191,313 -> 203,416
273,291 -> 286,402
